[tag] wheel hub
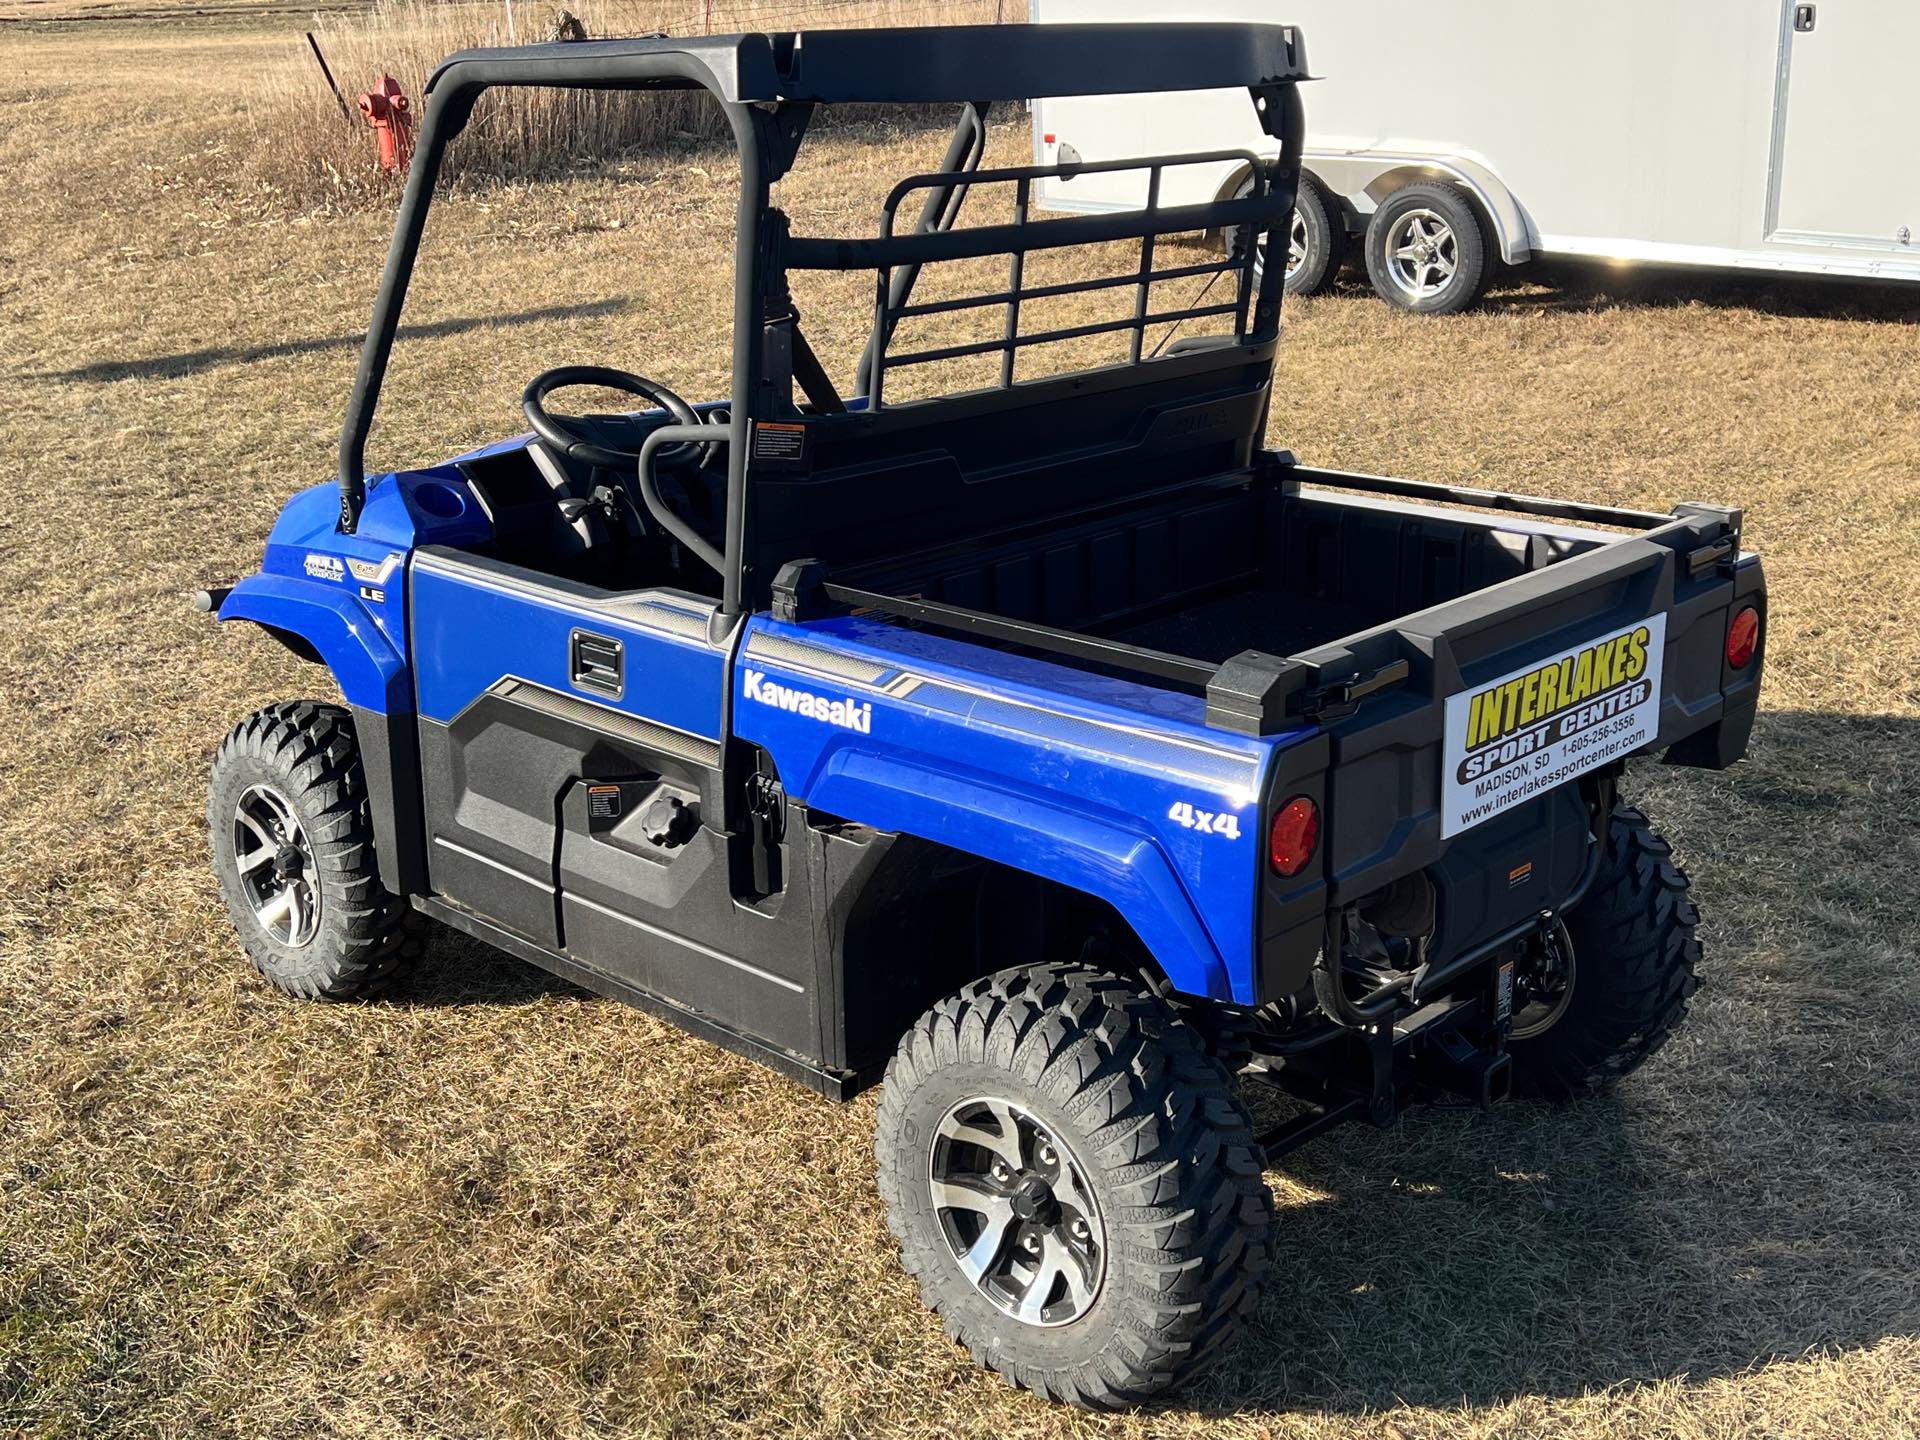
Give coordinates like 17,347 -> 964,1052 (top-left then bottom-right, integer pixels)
1386,207 -> 1459,299
1007,1173 -> 1060,1226
928,1097 -> 1106,1327
1510,919 -> 1577,1040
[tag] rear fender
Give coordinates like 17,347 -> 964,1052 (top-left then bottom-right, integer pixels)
807,749 -> 1233,1001
735,619 -> 1292,1004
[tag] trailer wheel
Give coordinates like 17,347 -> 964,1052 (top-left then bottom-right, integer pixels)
1506,804 -> 1701,1100
208,701 -> 423,1000
874,962 -> 1274,1408
1363,180 -> 1493,315
1232,173 -> 1346,296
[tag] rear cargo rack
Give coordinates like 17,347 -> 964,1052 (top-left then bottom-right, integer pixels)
785,148 -> 1283,409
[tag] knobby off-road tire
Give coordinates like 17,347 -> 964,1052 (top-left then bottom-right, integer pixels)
208,701 -> 423,1000
875,962 -> 1275,1408
1507,804 -> 1701,1100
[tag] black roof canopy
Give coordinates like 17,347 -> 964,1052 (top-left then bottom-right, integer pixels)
426,22 -> 1308,104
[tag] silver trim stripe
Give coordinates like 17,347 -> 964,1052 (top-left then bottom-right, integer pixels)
492,679 -> 723,768
744,631 -> 1260,793
413,549 -> 721,647
912,683 -> 1259,792
744,630 -> 896,686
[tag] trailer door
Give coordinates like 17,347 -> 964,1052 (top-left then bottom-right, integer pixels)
1771,0 -> 1920,250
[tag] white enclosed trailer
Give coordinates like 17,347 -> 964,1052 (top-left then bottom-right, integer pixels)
1030,0 -> 1920,312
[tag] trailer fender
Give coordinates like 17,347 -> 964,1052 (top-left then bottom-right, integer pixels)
802,748 -> 1237,1002
1307,151 -> 1533,264
216,572 -> 408,715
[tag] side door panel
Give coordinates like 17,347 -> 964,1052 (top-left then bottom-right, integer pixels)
409,547 -> 727,947
407,547 -> 826,1059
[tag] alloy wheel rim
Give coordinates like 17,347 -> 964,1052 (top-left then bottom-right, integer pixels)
927,1096 -> 1106,1327
1249,210 -> 1309,282
1510,919 -> 1577,1040
233,783 -> 321,947
1284,209 -> 1308,276
1385,207 -> 1458,298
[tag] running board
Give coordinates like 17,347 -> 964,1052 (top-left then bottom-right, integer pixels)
412,895 -> 879,1101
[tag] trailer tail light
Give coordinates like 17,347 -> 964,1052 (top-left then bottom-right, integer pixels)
1726,605 -> 1760,669
1269,795 -> 1320,877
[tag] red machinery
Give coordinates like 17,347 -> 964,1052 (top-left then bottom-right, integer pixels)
358,74 -> 414,175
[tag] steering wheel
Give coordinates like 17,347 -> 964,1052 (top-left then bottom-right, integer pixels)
521,365 -> 707,472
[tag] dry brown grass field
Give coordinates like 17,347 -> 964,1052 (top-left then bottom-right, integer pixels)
4,9 -> 1920,1439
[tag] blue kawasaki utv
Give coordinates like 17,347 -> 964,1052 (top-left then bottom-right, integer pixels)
199,23 -> 1766,1406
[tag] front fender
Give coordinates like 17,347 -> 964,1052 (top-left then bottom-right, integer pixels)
218,573 -> 406,714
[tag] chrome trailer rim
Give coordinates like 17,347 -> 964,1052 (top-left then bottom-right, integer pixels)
928,1096 -> 1106,1328
232,783 -> 321,947
1384,207 -> 1459,299
1250,209 -> 1309,281
1285,207 -> 1308,276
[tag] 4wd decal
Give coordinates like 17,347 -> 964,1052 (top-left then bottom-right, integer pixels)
1441,614 -> 1666,838
743,668 -> 873,734
303,553 -> 345,582
1167,801 -> 1243,840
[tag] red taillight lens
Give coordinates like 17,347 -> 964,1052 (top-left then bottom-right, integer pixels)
1269,795 -> 1320,877
1726,605 -> 1760,669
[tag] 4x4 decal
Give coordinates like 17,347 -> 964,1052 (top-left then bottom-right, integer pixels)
1167,800 -> 1243,840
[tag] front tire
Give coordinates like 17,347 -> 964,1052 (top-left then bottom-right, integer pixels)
875,963 -> 1274,1408
1363,180 -> 1493,314
208,701 -> 422,1000
1507,804 -> 1701,1100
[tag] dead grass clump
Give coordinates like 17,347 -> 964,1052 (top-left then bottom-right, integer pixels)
247,0 -> 1008,210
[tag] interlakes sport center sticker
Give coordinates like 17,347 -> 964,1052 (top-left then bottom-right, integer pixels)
1441,614 -> 1666,838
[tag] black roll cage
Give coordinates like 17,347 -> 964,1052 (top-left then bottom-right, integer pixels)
334,22 -> 1311,617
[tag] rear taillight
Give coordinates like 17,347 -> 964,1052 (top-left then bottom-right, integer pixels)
1726,605 -> 1760,669
1269,795 -> 1319,877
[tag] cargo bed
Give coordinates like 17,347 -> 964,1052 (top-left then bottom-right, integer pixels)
813,456 -> 1691,707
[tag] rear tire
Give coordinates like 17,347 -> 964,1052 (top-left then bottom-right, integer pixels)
208,701 -> 423,1000
874,962 -> 1274,1408
1507,804 -> 1701,1100
1363,180 -> 1493,315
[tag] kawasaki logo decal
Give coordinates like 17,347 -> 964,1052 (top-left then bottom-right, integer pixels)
743,669 -> 873,734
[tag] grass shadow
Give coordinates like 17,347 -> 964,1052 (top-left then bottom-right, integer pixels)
1493,257 -> 1920,322
1315,256 -> 1920,323
24,298 -> 631,384
383,925 -> 590,1009
1188,706 -> 1920,1413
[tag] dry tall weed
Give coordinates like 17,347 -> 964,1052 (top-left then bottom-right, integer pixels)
247,0 -> 1009,208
